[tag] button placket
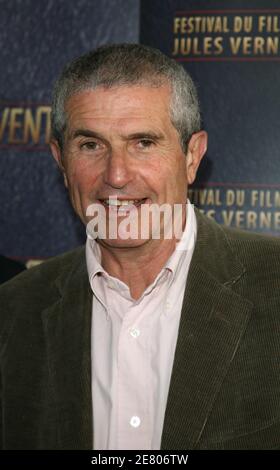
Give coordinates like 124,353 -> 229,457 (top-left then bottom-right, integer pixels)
117,313 -> 150,449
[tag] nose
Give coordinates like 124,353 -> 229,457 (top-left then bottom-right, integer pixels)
103,148 -> 133,189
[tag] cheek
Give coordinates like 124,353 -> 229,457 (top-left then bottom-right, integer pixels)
160,154 -> 187,183
164,156 -> 188,199
173,154 -> 188,182
141,153 -> 186,193
66,159 -> 100,190
139,162 -> 169,195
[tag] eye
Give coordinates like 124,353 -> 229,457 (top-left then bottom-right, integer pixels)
80,141 -> 101,151
137,139 -> 155,149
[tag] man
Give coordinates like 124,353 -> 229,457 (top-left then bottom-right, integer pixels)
0,44 -> 279,450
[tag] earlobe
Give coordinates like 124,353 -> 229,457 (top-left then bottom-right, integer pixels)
50,140 -> 69,188
186,131 -> 208,184
62,173 -> 69,188
50,139 -> 63,168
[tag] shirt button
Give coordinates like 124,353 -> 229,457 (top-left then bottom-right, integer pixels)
130,327 -> 140,338
130,416 -> 141,428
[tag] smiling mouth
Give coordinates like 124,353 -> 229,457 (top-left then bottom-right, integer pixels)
99,198 -> 148,208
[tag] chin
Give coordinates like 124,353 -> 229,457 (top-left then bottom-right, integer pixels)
98,237 -> 149,250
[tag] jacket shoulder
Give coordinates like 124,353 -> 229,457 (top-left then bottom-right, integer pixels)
195,210 -> 280,300
222,225 -> 280,271
0,246 -> 85,348
220,225 -> 280,301
0,246 -> 85,294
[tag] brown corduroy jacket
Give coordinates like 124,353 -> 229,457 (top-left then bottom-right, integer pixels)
0,210 -> 279,449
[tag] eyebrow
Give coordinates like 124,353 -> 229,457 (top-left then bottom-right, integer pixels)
72,129 -> 103,140
71,128 -> 164,142
126,132 -> 164,141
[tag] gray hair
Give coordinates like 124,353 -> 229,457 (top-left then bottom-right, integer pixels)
51,44 -> 201,151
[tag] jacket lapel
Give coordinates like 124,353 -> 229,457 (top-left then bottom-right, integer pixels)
41,249 -> 93,449
161,210 -> 253,449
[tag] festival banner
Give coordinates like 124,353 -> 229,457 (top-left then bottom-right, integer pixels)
141,0 -> 280,236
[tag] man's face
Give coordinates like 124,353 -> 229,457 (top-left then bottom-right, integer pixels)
51,84 -> 207,249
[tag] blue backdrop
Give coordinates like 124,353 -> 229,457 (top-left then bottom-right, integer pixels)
1,0 -> 279,264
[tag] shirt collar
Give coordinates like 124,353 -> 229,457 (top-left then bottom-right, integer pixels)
164,200 -> 197,281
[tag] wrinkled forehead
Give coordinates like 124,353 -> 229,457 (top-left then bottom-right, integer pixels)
63,84 -> 174,130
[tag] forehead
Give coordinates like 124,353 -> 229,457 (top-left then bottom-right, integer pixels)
64,84 -> 173,130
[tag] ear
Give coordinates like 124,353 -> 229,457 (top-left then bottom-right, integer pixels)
50,139 -> 69,188
185,131 -> 208,185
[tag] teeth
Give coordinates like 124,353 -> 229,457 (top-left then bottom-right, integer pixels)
104,199 -> 142,206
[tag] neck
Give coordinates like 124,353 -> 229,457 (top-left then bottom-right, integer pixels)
96,203 -> 188,300
98,237 -> 178,300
